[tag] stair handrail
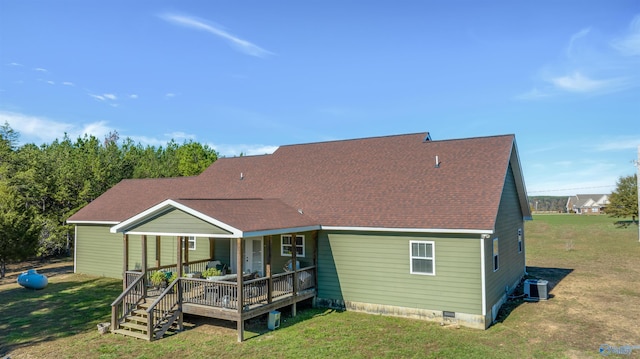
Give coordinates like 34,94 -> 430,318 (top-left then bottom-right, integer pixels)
145,277 -> 182,340
111,274 -> 146,331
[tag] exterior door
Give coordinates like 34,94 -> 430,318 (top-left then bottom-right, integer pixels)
231,237 -> 264,276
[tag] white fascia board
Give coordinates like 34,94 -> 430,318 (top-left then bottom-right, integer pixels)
110,199 -> 242,236
124,231 -> 238,238
321,226 -> 494,235
67,220 -> 120,225
244,225 -> 322,238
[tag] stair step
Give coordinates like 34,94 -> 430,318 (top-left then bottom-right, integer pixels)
127,315 -> 149,324
120,322 -> 148,332
133,309 -> 148,316
113,329 -> 150,341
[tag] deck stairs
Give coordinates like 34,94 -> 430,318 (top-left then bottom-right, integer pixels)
112,298 -> 181,340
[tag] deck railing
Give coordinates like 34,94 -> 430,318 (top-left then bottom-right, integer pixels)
179,266 -> 316,310
146,278 -> 182,340
111,274 -> 145,331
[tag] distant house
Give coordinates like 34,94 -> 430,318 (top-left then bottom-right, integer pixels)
566,194 -> 610,214
68,133 -> 531,341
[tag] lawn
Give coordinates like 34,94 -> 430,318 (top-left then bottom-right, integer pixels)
1,215 -> 639,358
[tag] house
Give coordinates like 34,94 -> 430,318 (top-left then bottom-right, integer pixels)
67,132 -> 531,341
566,194 -> 610,214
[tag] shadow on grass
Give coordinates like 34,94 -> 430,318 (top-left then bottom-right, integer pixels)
494,266 -> 573,324
0,276 -> 121,356
614,220 -> 639,228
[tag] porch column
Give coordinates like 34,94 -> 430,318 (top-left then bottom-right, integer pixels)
209,238 -> 215,261
184,237 -> 190,268
291,232 -> 298,317
122,234 -> 129,291
236,237 -> 244,342
177,236 -> 184,278
155,236 -> 161,268
141,235 -> 148,275
266,235 -> 273,303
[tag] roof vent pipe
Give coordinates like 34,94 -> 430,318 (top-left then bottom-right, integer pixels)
240,172 -> 244,180
435,156 -> 440,168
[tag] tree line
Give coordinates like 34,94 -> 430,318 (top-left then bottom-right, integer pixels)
0,123 -> 218,277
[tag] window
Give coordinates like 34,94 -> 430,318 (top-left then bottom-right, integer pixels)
493,238 -> 499,271
281,235 -> 305,257
410,241 -> 435,275
517,228 -> 523,253
182,236 -> 196,251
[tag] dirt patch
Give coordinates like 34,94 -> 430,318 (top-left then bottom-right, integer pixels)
0,257 -> 74,287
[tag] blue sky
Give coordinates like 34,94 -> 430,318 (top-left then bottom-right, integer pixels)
1,1 -> 639,196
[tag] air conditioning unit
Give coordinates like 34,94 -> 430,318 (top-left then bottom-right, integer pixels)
524,279 -> 548,301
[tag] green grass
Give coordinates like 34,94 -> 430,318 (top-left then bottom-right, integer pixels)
2,215 -> 639,358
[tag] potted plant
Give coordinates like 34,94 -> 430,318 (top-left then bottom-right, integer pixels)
168,272 -> 178,283
202,267 -> 223,280
150,271 -> 167,288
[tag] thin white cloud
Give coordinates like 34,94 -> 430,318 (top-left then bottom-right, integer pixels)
212,143 -> 278,157
90,94 -> 106,101
159,13 -> 273,58
566,27 -> 591,57
129,94 -> 138,99
0,111 -> 113,144
594,137 -> 640,151
166,131 -> 196,140
549,72 -> 619,93
46,80 -> 55,85
7,62 -> 23,67
520,14 -> 640,99
62,81 -> 75,86
611,14 -> 640,56
33,67 -> 47,72
90,93 -> 118,102
165,93 -> 176,98
103,93 -> 117,101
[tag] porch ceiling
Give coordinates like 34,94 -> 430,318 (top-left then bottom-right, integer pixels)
110,198 -> 320,238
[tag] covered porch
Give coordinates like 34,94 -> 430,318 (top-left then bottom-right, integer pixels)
109,199 -> 320,342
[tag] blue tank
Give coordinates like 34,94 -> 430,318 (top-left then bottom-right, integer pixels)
17,269 -> 48,290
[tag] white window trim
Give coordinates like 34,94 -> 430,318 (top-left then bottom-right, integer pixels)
517,228 -> 523,254
493,237 -> 499,272
409,240 -> 435,276
182,236 -> 196,251
281,234 -> 305,257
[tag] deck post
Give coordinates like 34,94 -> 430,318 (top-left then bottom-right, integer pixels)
209,238 -> 215,261
155,236 -> 161,268
266,235 -> 273,303
122,234 -> 129,291
177,236 -> 184,278
291,233 -> 298,317
184,236 -> 190,268
141,235 -> 148,297
236,237 -> 244,342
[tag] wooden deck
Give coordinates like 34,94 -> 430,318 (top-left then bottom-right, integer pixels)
112,266 -> 317,341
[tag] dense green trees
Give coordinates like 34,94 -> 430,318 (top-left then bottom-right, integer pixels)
608,174 -> 639,222
0,122 -> 218,275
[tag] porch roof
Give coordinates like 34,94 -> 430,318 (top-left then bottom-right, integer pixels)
110,198 -> 321,238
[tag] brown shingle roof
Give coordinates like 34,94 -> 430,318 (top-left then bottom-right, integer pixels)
69,133 -> 527,232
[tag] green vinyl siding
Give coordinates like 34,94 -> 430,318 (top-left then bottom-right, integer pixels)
131,208 -> 232,235
270,231 -> 317,272
75,225 -> 123,278
485,163 -> 526,314
318,231 -> 482,314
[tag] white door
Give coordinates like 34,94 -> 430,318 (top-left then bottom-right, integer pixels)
231,237 -> 264,276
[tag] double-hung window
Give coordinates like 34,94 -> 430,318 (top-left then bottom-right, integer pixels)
410,241 -> 435,275
182,236 -> 196,251
281,235 -> 305,257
